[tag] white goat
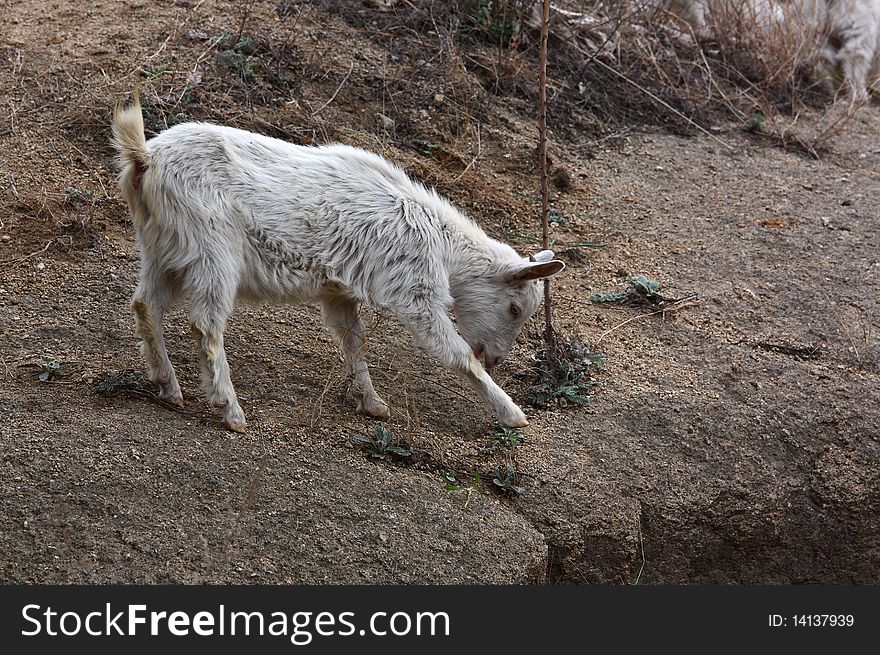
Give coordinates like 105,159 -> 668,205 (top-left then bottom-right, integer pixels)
665,1 -> 880,100
662,0 -> 785,38
818,0 -> 880,100
111,96 -> 564,432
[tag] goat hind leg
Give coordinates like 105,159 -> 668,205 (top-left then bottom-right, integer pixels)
838,27 -> 878,102
321,298 -> 389,418
190,297 -> 247,432
131,272 -> 183,406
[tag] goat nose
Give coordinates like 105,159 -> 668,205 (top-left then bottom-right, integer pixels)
487,355 -> 505,370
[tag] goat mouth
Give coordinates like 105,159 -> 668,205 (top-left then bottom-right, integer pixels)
473,345 -> 501,371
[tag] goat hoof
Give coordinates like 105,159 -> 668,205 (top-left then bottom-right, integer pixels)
222,406 -> 247,433
358,397 -> 390,419
498,405 -> 528,428
223,417 -> 247,433
160,390 -> 185,407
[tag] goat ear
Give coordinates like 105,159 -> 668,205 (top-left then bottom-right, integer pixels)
503,259 -> 565,283
529,250 -> 555,263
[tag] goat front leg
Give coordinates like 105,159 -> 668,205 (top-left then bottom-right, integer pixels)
836,24 -> 878,103
321,297 -> 389,418
402,310 -> 528,427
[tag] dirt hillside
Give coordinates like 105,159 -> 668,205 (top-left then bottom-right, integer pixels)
1,0 -> 877,583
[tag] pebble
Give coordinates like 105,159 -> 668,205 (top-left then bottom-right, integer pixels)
376,112 -> 394,131
1,234 -> 10,242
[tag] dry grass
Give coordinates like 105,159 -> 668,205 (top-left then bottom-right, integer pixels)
338,0 -> 853,156
544,0 -> 854,155
1,0 -> 863,276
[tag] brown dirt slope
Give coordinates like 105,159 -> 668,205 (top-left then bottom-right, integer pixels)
0,0 -> 877,583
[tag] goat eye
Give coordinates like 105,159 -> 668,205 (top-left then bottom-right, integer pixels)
509,303 -> 521,318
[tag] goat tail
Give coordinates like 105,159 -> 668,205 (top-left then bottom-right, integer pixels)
112,91 -> 149,192
112,91 -> 153,229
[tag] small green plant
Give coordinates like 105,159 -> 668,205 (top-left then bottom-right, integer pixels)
474,0 -> 521,46
492,465 -> 524,495
413,139 -> 439,157
548,208 -> 567,225
137,86 -> 194,134
216,49 -> 254,81
64,187 -> 93,207
218,29 -> 256,55
37,356 -> 65,382
442,471 -> 481,492
92,370 -> 195,414
215,29 -> 258,82
527,366 -> 597,408
747,111 -> 766,132
354,424 -> 412,460
144,65 -> 171,80
490,425 -> 524,449
140,102 -> 165,134
95,369 -> 155,395
526,336 -> 602,409
591,275 -> 662,304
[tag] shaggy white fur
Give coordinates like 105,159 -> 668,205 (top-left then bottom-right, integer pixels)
112,96 -> 564,432
820,0 -> 880,100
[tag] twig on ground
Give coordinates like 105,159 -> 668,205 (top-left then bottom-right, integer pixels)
144,0 -> 208,64
594,295 -> 701,345
0,240 -> 54,265
93,369 -> 200,414
310,62 -> 355,117
451,123 -> 481,183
